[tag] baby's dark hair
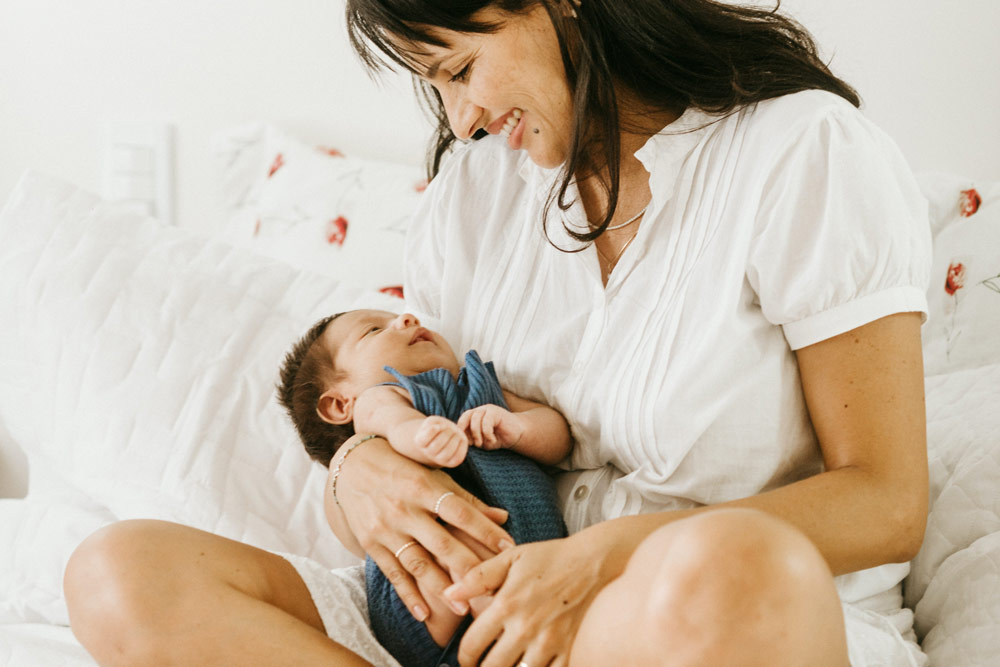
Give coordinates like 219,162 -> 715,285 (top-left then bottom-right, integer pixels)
277,312 -> 354,467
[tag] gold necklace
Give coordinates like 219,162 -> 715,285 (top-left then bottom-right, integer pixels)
596,228 -> 640,278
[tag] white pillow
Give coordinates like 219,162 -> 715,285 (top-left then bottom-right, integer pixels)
917,172 -> 1000,375
0,172 -> 409,622
0,495 -> 115,625
211,122 -> 426,296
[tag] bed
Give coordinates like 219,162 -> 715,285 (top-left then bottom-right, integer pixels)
1,124 -> 998,666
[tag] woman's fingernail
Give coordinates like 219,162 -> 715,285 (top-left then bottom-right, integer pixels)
449,599 -> 470,615
498,539 -> 515,551
413,604 -> 428,622
443,583 -> 460,599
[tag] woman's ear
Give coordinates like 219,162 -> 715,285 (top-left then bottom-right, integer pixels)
317,388 -> 354,425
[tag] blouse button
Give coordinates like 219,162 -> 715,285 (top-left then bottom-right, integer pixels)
573,485 -> 590,501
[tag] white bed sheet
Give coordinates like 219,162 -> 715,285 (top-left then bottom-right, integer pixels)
0,624 -> 93,667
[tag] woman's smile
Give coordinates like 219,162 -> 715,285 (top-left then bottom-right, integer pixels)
416,6 -> 574,168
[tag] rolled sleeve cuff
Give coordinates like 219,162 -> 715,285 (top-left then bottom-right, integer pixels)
782,286 -> 929,351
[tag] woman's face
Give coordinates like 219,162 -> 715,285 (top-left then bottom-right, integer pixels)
409,4 -> 574,168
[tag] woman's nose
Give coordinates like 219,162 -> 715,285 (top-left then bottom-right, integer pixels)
391,313 -> 419,329
440,87 -> 481,140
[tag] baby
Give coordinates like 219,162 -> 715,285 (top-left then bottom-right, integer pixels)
277,308 -> 571,470
277,308 -> 572,658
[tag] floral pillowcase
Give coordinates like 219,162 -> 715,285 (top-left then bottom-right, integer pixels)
211,123 -> 428,299
919,172 -> 1000,375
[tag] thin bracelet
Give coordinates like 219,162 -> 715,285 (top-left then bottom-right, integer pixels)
331,434 -> 382,506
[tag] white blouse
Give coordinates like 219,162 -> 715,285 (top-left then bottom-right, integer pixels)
404,90 -> 931,603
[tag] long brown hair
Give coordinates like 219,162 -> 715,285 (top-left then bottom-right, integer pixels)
346,0 -> 859,242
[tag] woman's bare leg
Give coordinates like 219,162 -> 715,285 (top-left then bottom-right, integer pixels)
570,508 -> 849,667
64,520 -> 370,666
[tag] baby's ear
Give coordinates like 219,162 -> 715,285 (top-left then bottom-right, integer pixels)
317,388 -> 354,425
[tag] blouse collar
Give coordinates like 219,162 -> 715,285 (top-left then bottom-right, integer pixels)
515,106 -> 718,252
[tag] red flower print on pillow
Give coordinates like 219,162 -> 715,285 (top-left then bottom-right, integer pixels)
319,146 -> 344,158
327,216 -> 348,245
379,285 -> 404,299
268,153 -> 285,178
959,188 -> 981,217
945,262 -> 966,295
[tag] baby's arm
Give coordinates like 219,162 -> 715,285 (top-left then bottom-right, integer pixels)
457,391 -> 572,465
354,385 -> 468,468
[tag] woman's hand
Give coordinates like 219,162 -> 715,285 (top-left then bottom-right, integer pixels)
444,528 -> 633,667
331,435 -> 514,621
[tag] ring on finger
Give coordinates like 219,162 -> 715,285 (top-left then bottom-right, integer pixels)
434,491 -> 455,515
394,540 -> 418,559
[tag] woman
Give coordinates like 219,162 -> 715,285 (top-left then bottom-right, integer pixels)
65,1 -> 931,665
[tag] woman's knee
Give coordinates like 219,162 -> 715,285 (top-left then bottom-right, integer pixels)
614,509 -> 845,665
662,509 -> 829,581
65,520 -> 186,663
641,509 -> 834,615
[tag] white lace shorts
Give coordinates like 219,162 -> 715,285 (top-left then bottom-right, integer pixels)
278,553 -> 927,667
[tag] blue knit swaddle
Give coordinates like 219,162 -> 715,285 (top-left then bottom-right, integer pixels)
366,350 -> 567,667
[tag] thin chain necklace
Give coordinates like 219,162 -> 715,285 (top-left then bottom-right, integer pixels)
595,225 -> 642,278
594,204 -> 648,232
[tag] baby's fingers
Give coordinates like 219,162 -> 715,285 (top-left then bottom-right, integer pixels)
481,410 -> 499,448
468,408 -> 485,447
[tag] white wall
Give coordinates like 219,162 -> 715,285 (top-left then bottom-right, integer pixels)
1,0 -> 997,233
0,0 -> 431,234
781,0 -> 1000,183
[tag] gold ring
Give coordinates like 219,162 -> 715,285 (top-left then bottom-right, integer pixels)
394,541 -> 418,559
434,491 -> 455,515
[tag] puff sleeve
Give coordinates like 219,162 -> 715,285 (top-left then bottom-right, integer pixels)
746,101 -> 932,350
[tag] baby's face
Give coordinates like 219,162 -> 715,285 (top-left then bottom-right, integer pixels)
321,310 -> 459,394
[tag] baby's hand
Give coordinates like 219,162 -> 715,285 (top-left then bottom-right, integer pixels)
456,405 -> 525,451
414,416 -> 469,468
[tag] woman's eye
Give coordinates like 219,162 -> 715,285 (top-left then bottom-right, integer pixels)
449,63 -> 471,83
366,326 -> 381,335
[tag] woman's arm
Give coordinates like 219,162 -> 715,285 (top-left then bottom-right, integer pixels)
445,311 -> 928,662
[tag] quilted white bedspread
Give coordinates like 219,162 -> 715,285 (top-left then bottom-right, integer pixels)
908,362 -> 1000,665
1,172 -> 998,666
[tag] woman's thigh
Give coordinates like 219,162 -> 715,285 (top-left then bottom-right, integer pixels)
570,508 -> 849,667
65,519 -> 369,666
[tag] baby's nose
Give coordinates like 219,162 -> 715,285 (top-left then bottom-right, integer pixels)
392,313 -> 419,329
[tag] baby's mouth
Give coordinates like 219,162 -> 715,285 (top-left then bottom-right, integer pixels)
409,328 -> 434,345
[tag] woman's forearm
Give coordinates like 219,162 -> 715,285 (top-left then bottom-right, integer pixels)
579,462 -> 925,578
323,446 -> 367,559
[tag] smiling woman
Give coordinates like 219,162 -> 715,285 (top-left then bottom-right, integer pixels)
357,2 -> 577,169
64,2 -> 931,666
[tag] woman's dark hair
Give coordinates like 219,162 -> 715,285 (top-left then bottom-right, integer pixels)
346,0 -> 859,242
